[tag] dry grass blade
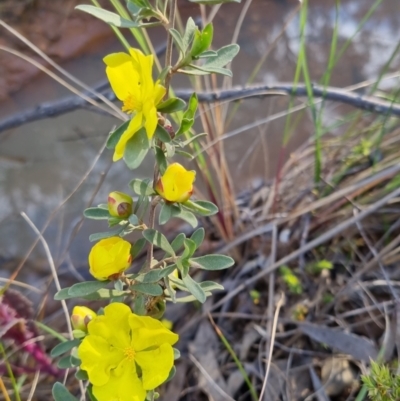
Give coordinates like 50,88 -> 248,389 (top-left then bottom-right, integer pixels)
259,292 -> 284,401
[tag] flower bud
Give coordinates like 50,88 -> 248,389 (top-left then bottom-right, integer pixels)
89,237 -> 132,280
155,163 -> 196,203
107,191 -> 133,218
71,306 -> 97,332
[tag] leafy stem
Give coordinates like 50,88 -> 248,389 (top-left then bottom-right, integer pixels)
164,0 -> 177,95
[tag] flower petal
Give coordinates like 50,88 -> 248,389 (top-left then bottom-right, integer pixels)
159,163 -> 196,202
113,112 -> 143,161
87,303 -> 131,349
79,335 -> 123,386
104,54 -> 139,102
92,359 -> 146,401
135,343 -> 174,390
143,105 -> 158,139
153,81 -> 166,105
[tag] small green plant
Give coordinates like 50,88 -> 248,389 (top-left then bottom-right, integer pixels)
305,259 -> 333,275
279,266 -> 303,294
362,361 -> 400,401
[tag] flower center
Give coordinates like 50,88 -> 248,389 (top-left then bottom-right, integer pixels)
123,346 -> 136,361
122,93 -> 141,114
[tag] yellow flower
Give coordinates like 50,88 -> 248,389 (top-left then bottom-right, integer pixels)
71,306 -> 97,332
78,303 -> 179,401
88,237 -> 132,280
104,48 -> 166,162
155,163 -> 196,203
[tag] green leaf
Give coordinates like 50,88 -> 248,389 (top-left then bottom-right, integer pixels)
75,5 -> 140,28
57,355 -> 74,369
175,149 -> 194,159
51,339 -> 80,357
200,280 -> 224,291
190,254 -> 234,270
164,142 -> 175,158
191,227 -> 205,248
166,366 -> 177,383
83,207 -> 110,220
182,200 -> 218,216
133,293 -> 146,315
176,93 -> 198,136
128,0 -> 152,10
130,282 -> 163,296
182,238 -> 197,259
155,146 -> 167,175
130,178 -> 154,196
187,64 -> 232,77
182,275 -> 206,303
190,23 -> 213,57
54,288 -> 72,301
157,97 -> 187,113
176,118 -> 194,136
171,233 -> 186,252
155,124 -> 172,143
184,44 -> 240,76
198,50 -> 218,58
136,264 -> 176,283
129,214 -> 139,226
173,348 -> 181,360
143,229 -> 175,256
123,128 -> 150,170
84,289 -> 128,300
169,28 -> 185,54
131,237 -> 147,258
159,202 -> 173,225
89,225 -> 125,242
126,0 -> 141,15
75,369 -> 88,380
108,216 -> 124,227
182,17 -> 196,52
106,120 -> 130,149
203,44 -> 240,68
67,281 -> 110,298
171,206 -> 198,228
52,382 -> 79,401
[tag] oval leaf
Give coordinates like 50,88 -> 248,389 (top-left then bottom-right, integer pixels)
130,282 -> 163,296
123,128 -> 150,170
143,229 -> 175,256
182,200 -> 218,216
106,120 -> 130,149
75,5 -> 139,28
182,275 -> 206,303
67,281 -> 110,298
190,254 -> 234,270
83,207 -> 110,220
52,383 -> 79,401
51,339 -> 80,357
157,97 -> 187,113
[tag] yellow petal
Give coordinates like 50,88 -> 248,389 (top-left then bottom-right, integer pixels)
159,163 -> 196,202
153,81 -> 166,105
79,335 -> 123,386
113,112 -> 143,161
87,303 -> 131,348
104,53 -> 139,101
143,105 -> 158,139
135,343 -> 174,390
92,359 -> 146,401
88,238 -> 131,280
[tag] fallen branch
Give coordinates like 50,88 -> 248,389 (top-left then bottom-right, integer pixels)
1,82 -> 399,133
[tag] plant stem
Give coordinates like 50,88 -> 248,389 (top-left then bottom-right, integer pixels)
164,0 -> 177,95
145,0 -> 177,272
